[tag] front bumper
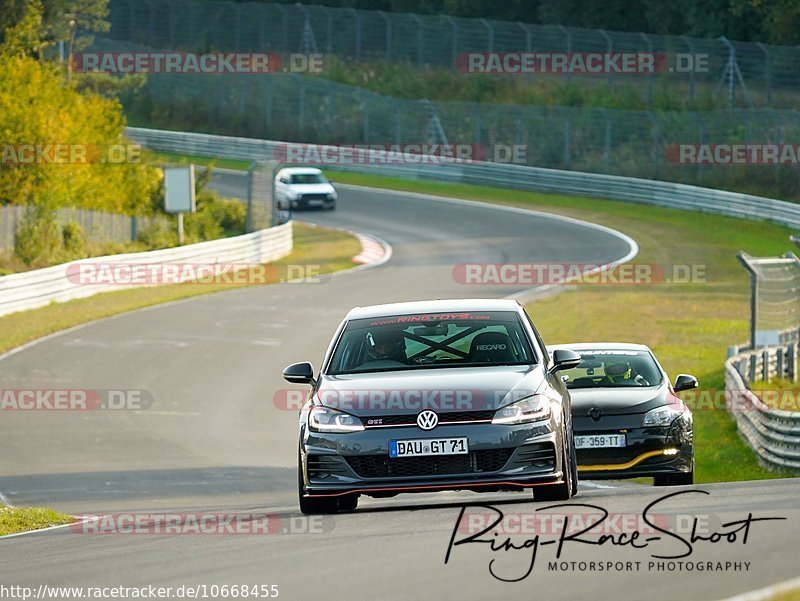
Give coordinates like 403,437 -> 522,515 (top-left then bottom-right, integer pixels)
290,196 -> 335,210
575,415 -> 693,480
300,420 -> 564,498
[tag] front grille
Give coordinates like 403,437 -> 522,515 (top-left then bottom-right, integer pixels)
363,410 -> 495,427
307,454 -> 349,479
515,443 -> 556,469
301,193 -> 329,201
345,448 -> 514,479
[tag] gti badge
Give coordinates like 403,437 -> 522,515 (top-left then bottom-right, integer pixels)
416,410 -> 439,431
588,407 -> 602,421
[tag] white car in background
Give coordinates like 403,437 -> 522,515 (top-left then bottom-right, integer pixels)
274,167 -> 337,211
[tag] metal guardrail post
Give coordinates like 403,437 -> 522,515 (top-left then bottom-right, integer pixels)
246,162 -> 256,233
761,348 -> 769,381
737,251 -> 759,350
749,354 -> 758,381
777,347 -> 785,379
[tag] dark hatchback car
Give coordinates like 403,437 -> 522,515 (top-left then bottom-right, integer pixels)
283,299 -> 582,513
549,343 -> 697,486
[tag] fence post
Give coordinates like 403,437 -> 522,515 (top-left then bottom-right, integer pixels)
559,25 -> 573,84
599,29 -> 613,86
757,42 -> 772,105
639,32 -> 654,105
646,110 -> 660,178
480,18 -> 494,52
347,8 -> 362,60
600,108 -> 612,173
681,36 -> 696,100
378,11 -> 392,60
777,347 -> 785,379
749,354 -> 757,382
445,16 -> 458,67
411,14 -> 424,68
761,349 -> 769,381
560,107 -> 572,168
790,343 -> 798,382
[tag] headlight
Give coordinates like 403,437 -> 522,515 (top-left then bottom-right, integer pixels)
643,405 -> 684,427
308,406 -> 364,433
492,396 -> 551,425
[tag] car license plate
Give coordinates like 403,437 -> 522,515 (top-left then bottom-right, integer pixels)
389,437 -> 468,458
308,199 -> 323,206
575,434 -> 626,449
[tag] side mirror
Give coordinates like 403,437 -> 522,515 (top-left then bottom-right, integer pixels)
283,362 -> 315,385
674,374 -> 698,392
549,349 -> 581,373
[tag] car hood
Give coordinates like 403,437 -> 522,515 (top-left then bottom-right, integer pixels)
316,365 -> 544,416
287,183 -> 335,194
569,384 -> 673,415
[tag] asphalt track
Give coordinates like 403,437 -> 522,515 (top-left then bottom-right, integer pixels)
0,179 -> 797,601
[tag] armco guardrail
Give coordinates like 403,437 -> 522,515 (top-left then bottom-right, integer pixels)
0,222 -> 292,318
726,342 -> 800,472
128,127 -> 800,230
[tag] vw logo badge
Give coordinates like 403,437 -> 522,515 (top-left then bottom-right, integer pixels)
416,410 -> 439,431
588,407 -> 602,421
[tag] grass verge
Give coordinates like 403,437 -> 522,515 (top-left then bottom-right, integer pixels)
0,506 -> 75,537
0,222 -> 361,356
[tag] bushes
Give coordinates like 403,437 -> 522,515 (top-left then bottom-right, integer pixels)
14,207 -> 62,267
13,209 -> 91,267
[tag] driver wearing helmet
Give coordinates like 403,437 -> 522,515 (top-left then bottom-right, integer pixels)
365,328 -> 407,363
604,361 -> 647,386
604,362 -> 631,383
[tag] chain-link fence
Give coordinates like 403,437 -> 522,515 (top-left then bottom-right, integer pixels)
106,0 -> 800,108
100,37 -> 800,199
738,250 -> 800,349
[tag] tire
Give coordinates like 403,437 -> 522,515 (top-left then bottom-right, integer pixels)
338,494 -> 359,512
298,451 -> 339,514
654,467 -> 694,486
569,436 -> 579,497
534,422 -> 573,502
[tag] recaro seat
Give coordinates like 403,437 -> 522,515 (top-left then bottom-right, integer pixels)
467,332 -> 517,363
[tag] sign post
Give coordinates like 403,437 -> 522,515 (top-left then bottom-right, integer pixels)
164,166 -> 196,245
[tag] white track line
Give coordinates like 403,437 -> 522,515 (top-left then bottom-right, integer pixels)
0,516 -> 94,541
336,183 -> 639,305
0,489 -> 13,507
717,576 -> 800,601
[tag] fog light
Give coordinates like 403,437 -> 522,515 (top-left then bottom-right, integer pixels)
663,448 -> 679,456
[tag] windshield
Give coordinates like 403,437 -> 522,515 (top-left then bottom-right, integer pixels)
328,311 -> 536,374
562,349 -> 663,389
290,173 -> 326,184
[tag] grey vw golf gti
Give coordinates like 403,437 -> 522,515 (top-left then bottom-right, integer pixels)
283,299 -> 581,514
